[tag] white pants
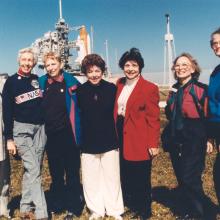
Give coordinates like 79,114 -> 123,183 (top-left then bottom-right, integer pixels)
81,149 -> 124,217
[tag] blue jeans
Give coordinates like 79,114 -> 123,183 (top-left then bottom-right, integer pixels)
13,121 -> 48,219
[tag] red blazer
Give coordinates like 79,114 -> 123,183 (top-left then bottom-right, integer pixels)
114,76 -> 160,161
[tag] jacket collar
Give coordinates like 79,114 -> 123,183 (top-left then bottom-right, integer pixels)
47,74 -> 64,84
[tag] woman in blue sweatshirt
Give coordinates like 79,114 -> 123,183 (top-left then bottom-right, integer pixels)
208,27 -> 220,208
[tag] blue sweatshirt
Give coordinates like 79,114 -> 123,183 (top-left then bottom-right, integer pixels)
208,64 -> 220,122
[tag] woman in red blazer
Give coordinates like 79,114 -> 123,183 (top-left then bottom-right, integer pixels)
114,48 -> 160,219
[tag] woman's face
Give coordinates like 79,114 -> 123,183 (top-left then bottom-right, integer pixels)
123,60 -> 140,80
19,52 -> 35,74
86,65 -> 103,85
211,33 -> 220,57
174,56 -> 195,83
44,58 -> 63,79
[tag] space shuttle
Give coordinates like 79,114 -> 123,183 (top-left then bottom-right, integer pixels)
75,26 -> 91,64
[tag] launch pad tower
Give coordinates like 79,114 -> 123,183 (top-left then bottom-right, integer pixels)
31,0 -> 91,74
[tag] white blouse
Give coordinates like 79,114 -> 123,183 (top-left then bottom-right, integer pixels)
117,76 -> 140,116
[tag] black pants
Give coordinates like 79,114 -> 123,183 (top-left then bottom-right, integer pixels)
117,116 -> 152,216
169,119 -> 206,217
46,127 -> 83,214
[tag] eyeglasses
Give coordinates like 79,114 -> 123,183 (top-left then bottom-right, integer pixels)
212,41 -> 220,48
174,63 -> 191,70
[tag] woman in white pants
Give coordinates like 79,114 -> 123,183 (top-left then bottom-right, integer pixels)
77,54 -> 124,220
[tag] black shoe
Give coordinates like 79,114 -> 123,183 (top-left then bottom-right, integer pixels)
64,212 -> 77,220
48,200 -> 64,214
176,213 -> 203,220
130,211 -> 152,220
140,212 -> 152,220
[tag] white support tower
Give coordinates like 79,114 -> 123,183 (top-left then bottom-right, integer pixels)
104,40 -> 111,76
59,0 -> 63,20
91,25 -> 94,53
163,14 -> 176,87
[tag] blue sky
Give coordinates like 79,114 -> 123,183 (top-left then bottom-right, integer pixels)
0,0 -> 220,83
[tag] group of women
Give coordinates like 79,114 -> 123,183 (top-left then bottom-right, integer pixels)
0,26 -> 220,220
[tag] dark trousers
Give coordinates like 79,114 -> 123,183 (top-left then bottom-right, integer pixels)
46,127 -> 83,214
117,116 -> 152,216
120,156 -> 152,215
169,120 -> 206,217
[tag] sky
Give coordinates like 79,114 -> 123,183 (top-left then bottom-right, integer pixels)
1,0 -> 220,84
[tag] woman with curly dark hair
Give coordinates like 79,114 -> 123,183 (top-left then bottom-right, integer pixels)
77,54 -> 124,220
114,48 -> 160,219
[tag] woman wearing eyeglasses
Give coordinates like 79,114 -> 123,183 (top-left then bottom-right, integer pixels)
164,53 -> 209,219
208,27 -> 220,208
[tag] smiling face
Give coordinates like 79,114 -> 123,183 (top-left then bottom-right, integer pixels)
174,56 -> 195,84
211,33 -> 220,57
86,65 -> 103,85
44,58 -> 63,79
19,52 -> 35,74
123,60 -> 140,80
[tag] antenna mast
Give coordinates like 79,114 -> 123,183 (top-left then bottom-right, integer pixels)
163,14 -> 176,87
59,0 -> 63,20
105,40 -> 111,77
91,26 -> 94,53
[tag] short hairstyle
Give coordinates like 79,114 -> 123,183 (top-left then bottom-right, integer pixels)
172,52 -> 201,80
210,27 -> 220,47
81,54 -> 106,74
17,47 -> 38,65
43,51 -> 62,64
119,48 -> 144,73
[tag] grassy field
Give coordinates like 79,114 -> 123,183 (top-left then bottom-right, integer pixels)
5,89 -> 220,220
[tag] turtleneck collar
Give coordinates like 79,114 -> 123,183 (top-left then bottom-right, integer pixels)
18,68 -> 31,78
88,79 -> 103,87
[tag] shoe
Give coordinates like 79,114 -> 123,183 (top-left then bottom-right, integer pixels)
112,215 -> 123,220
89,212 -> 102,220
20,212 -> 35,220
129,211 -> 139,220
140,214 -> 151,220
64,212 -> 77,220
130,211 -> 151,220
176,213 -> 203,220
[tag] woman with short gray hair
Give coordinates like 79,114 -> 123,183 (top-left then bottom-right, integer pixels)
2,48 -> 48,220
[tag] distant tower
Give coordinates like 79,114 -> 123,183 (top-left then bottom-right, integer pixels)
91,25 -> 94,53
59,0 -> 63,20
163,14 -> 176,87
104,40 -> 111,76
